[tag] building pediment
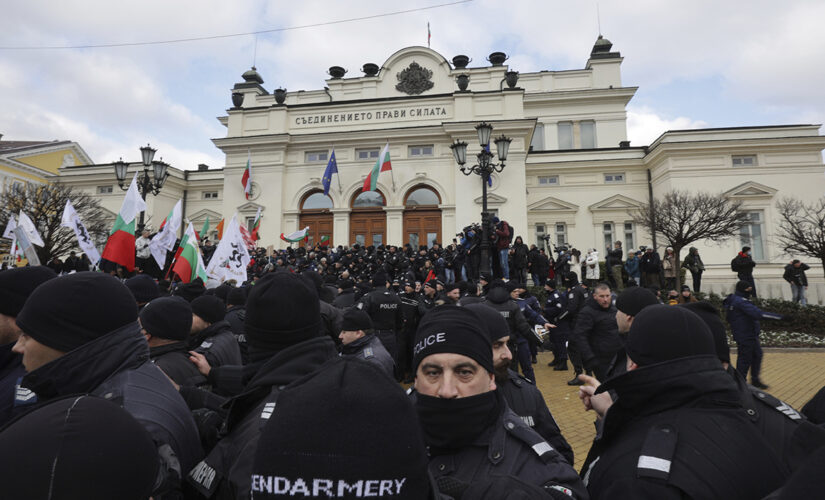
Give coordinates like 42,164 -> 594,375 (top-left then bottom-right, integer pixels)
236,201 -> 265,213
589,194 -> 644,211
474,193 -> 508,206
724,181 -> 777,199
528,196 -> 579,213
188,208 -> 223,222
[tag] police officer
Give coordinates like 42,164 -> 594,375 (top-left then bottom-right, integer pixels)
561,272 -> 589,385
338,308 -> 394,378
359,272 -> 403,362
189,295 -> 243,369
416,279 -> 440,317
411,306 -> 586,499
141,296 -> 206,388
398,280 -> 421,383
543,280 -> 571,371
465,303 -> 575,465
581,305 -> 788,499
483,281 -> 535,381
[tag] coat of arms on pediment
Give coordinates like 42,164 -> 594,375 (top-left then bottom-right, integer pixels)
395,62 -> 434,95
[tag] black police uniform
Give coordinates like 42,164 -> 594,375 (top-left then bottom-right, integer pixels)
398,291 -> 421,378
565,283 -> 589,374
359,288 -> 403,360
497,368 -> 574,465
426,391 -> 587,499
189,320 -> 243,369
483,287 -> 534,380
543,287 -> 571,365
581,356 -> 788,500
151,342 -> 208,388
339,333 -> 395,378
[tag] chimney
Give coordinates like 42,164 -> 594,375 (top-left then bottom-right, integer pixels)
198,164 -> 209,171
619,141 -> 630,149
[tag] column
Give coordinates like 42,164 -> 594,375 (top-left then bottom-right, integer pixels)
384,206 -> 404,245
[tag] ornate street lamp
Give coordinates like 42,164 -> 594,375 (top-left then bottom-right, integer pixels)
112,143 -> 170,233
450,124 -> 512,276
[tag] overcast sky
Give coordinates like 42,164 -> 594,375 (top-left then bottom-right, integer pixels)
1,0 -> 823,170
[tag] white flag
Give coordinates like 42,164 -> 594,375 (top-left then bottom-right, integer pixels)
17,211 -> 44,247
121,173 -> 148,223
2,216 -> 17,240
149,200 -> 183,268
61,200 -> 101,265
206,215 -> 250,285
12,226 -> 40,266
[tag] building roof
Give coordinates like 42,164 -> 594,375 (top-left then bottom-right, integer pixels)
0,140 -> 71,152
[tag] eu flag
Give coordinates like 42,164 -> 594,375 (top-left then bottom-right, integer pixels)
322,149 -> 338,196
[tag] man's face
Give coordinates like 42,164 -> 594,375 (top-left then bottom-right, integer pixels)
492,336 -> 512,376
615,242 -> 621,249
446,288 -> 461,301
793,262 -> 801,268
191,315 -> 209,334
339,329 -> 363,345
509,289 -> 520,300
0,313 -> 22,345
12,333 -> 65,372
415,353 -> 495,398
616,310 -> 632,334
594,288 -> 612,308
142,230 -> 149,238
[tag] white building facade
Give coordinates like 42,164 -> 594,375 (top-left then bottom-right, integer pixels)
58,40 -> 825,300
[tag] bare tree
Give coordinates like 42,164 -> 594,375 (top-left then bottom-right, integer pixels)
0,182 -> 110,264
775,197 -> 825,280
631,190 -> 749,289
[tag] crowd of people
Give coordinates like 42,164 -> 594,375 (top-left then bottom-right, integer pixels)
1,225 -> 824,499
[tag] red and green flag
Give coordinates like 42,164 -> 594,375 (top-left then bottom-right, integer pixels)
199,216 -> 210,240
280,227 -> 310,244
172,222 -> 207,283
101,173 -> 146,271
251,208 -> 262,241
241,150 -> 252,200
362,143 -> 392,192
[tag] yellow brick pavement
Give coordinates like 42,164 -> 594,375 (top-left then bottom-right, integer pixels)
533,350 -> 825,471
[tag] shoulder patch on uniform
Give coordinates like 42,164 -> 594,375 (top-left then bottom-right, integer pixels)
14,384 -> 37,405
200,341 -> 213,349
637,424 -> 678,480
363,347 -> 374,359
260,401 -> 276,420
751,388 -> 803,421
188,459 -> 222,497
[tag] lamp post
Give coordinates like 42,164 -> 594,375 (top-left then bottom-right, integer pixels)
450,123 -> 512,276
112,144 -> 169,233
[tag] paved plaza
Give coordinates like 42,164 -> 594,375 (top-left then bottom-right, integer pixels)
533,349 -> 825,471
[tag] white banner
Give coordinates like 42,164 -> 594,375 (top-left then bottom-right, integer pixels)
17,211 -> 44,247
61,199 -> 101,265
12,226 -> 40,266
206,215 -> 250,285
149,199 -> 182,268
2,216 -> 16,240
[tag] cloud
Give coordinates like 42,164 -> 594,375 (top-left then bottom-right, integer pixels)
627,106 -> 708,146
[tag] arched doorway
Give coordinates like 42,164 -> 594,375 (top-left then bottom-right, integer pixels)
299,191 -> 334,246
350,191 -> 386,247
403,186 -> 442,249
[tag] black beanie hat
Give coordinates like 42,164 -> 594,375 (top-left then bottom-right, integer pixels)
0,395 -> 158,500
175,277 -> 206,302
615,287 -> 659,317
340,279 -> 354,290
464,303 -> 510,342
0,265 -> 57,317
125,274 -> 159,304
245,272 -> 321,353
736,280 -> 753,294
341,308 -> 373,331
679,301 -> 730,363
139,296 -> 192,341
625,305 -> 716,367
227,287 -> 247,307
191,295 -> 226,324
412,306 -> 493,374
251,357 -> 430,499
214,283 -> 232,302
16,272 -> 138,353
505,281 -> 520,292
373,271 -> 388,285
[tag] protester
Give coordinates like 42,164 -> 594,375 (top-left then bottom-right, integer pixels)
732,245 -> 758,296
662,246 -> 677,291
605,240 -> 623,291
783,259 -> 809,305
682,246 -> 705,292
570,282 -> 619,382
623,249 -> 641,286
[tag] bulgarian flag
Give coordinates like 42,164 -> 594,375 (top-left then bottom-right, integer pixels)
199,216 -> 210,240
102,173 -> 146,271
251,207 -> 262,241
362,142 -> 391,192
172,222 -> 207,283
280,227 -> 310,244
241,149 -> 252,200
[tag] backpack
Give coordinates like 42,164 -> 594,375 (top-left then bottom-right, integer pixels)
730,257 -> 739,272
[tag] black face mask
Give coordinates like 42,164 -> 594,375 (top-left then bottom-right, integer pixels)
415,390 -> 502,453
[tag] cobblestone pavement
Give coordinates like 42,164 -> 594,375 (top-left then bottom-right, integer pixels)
533,350 -> 825,471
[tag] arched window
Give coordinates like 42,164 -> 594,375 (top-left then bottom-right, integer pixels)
352,191 -> 385,208
302,191 -> 333,210
404,186 -> 440,207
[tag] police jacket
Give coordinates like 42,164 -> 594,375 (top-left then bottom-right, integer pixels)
543,289 -> 569,327
427,390 -> 587,500
340,333 -> 394,378
417,292 -> 439,317
722,292 -> 782,341
570,298 -> 620,368
333,288 -> 356,309
581,355 -> 788,500
399,292 -> 421,337
516,296 -> 548,327
360,288 -> 403,331
224,306 -> 248,364
566,284 -> 588,326
187,336 -> 338,500
802,385 -> 825,425
151,341 -> 208,388
484,287 -> 532,341
20,322 -> 203,497
189,320 -> 243,369
498,369 -> 574,465
727,365 -> 825,472
318,299 -> 343,342
0,342 -> 25,426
